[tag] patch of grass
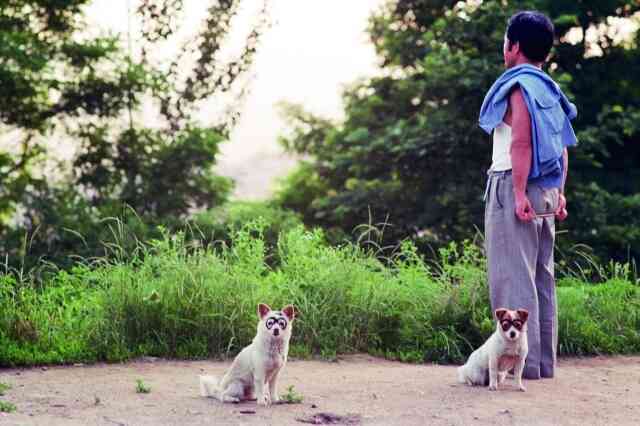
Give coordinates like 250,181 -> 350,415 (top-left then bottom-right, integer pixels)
558,279 -> 640,355
0,400 -> 16,413
0,223 -> 638,367
135,379 -> 151,394
320,348 -> 338,362
288,344 -> 312,360
280,385 -> 303,404
0,383 -> 11,396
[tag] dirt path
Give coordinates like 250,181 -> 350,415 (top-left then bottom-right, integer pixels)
1,355 -> 638,426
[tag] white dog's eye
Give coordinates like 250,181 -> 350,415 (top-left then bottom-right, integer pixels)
278,318 -> 287,329
266,318 -> 276,329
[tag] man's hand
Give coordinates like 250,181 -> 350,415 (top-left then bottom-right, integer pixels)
555,193 -> 568,221
515,193 -> 536,221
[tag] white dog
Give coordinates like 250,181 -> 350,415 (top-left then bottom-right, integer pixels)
457,308 -> 529,391
199,303 -> 297,406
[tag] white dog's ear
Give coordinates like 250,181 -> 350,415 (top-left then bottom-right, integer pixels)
282,305 -> 297,320
258,303 -> 272,319
494,308 -> 508,321
516,309 -> 529,323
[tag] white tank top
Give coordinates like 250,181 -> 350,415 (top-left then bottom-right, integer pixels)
491,122 -> 512,172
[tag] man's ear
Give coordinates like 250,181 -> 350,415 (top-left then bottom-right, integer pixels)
282,305 -> 297,320
258,303 -> 271,320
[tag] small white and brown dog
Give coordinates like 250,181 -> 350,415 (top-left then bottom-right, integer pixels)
457,308 -> 529,391
199,303 -> 297,406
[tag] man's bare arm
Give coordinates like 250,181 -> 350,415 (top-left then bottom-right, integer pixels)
555,147 -> 569,220
509,87 -> 535,221
560,147 -> 568,194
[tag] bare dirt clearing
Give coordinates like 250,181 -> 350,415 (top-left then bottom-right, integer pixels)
1,355 -> 638,425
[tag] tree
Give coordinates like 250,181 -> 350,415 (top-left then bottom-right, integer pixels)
0,0 -> 269,268
277,0 -> 640,263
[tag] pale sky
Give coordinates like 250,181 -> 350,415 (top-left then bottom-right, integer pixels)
83,0 -> 386,199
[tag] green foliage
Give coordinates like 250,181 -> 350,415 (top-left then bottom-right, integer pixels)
0,400 -> 16,413
558,279 -> 640,355
0,383 -> 11,396
0,384 -> 17,418
564,183 -> 640,264
193,201 -> 302,243
0,269 -> 102,364
280,385 -> 303,404
135,379 -> 151,394
556,242 -> 639,284
0,194 -> 159,272
276,0 -> 640,263
0,0 -> 127,130
1,0 -> 270,257
0,224 -> 637,367
0,200 -> 300,274
73,126 -> 232,218
191,201 -> 303,266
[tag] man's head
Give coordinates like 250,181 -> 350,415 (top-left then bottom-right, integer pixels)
503,11 -> 554,69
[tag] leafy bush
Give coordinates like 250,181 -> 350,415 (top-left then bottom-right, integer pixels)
0,200 -> 302,275
190,201 -> 303,258
0,270 -> 101,365
558,280 -> 640,355
0,224 -> 637,367
561,183 -> 640,264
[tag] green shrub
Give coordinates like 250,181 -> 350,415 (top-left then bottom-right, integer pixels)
558,279 -> 640,355
0,200 -> 302,280
0,382 -> 11,396
0,269 -> 101,365
190,201 -> 303,259
135,379 -> 151,394
0,224 -> 637,367
0,400 -> 16,413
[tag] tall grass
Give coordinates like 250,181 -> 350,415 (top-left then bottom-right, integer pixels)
0,223 -> 638,367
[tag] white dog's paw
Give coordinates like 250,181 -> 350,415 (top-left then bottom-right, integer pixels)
518,383 -> 527,392
498,373 -> 507,384
257,394 -> 271,406
488,383 -> 498,391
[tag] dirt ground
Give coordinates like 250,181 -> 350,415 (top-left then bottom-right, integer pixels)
1,355 -> 638,426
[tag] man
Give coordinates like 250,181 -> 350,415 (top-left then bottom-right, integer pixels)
478,11 -> 578,380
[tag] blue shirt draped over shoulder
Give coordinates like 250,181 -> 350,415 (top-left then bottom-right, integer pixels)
479,64 -> 578,188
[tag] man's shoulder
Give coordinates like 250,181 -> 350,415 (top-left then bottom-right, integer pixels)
512,73 -> 560,102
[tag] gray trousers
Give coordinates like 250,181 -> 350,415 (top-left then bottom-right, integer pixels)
484,171 -> 559,379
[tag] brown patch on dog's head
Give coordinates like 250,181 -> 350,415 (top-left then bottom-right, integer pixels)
494,308 -> 509,321
516,309 -> 529,324
495,308 -> 528,340
282,305 -> 297,321
258,303 -> 272,320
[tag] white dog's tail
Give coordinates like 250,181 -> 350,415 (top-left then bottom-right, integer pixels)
199,375 -> 220,398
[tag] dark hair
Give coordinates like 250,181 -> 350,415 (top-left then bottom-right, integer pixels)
506,11 -> 554,62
